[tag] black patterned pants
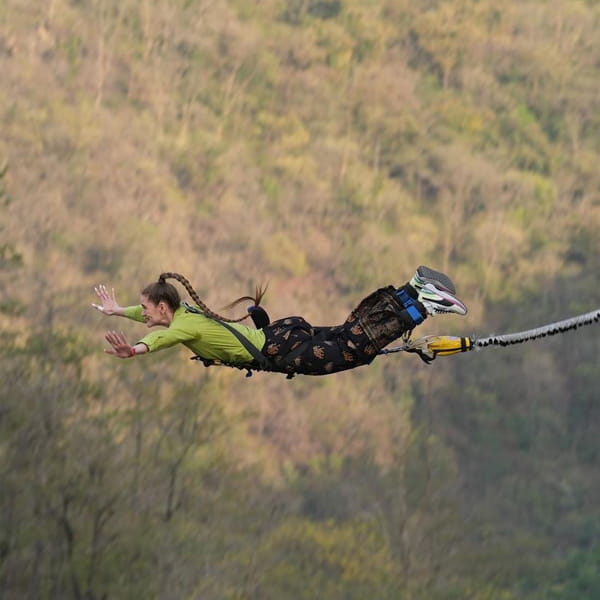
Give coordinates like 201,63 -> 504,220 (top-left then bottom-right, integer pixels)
261,286 -> 421,376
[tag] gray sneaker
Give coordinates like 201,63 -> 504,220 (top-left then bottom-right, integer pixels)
410,265 -> 456,295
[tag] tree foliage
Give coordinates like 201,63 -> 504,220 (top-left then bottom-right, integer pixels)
1,0 -> 600,597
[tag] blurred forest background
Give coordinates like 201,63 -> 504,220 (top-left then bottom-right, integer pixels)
1,0 -> 600,598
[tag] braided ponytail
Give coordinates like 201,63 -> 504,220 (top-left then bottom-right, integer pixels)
158,272 -> 264,323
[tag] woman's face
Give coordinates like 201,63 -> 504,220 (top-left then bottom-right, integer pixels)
140,295 -> 171,327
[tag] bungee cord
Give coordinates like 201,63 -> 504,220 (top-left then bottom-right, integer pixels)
381,307 -> 600,363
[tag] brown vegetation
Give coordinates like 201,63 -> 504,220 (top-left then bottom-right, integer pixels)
1,0 -> 600,597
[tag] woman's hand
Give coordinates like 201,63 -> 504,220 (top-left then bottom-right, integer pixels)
92,284 -> 123,316
104,330 -> 136,358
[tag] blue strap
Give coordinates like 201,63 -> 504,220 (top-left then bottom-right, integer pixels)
395,288 -> 424,325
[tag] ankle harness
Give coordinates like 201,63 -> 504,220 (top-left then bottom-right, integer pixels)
395,288 -> 425,325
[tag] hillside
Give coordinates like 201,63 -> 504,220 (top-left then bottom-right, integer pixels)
1,1 -> 600,598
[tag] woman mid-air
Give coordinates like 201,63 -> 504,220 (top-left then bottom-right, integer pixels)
92,267 -> 467,377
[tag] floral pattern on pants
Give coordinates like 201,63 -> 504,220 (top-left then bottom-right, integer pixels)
262,315 -> 379,376
260,286 -> 418,376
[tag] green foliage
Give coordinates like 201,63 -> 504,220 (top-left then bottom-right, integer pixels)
548,546 -> 600,599
261,232 -> 309,276
0,162 -> 21,271
253,518 -> 399,599
2,0 -> 600,597
0,162 -> 23,317
283,0 -> 343,25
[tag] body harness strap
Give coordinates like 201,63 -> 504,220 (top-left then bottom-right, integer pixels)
395,287 -> 425,325
183,302 -> 272,377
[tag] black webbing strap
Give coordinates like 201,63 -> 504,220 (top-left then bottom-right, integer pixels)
215,319 -> 270,369
182,302 -> 272,372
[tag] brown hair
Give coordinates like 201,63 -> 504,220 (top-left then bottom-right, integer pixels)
154,272 -> 266,323
141,280 -> 181,313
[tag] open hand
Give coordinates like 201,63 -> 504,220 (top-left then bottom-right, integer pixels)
104,330 -> 135,358
92,284 -> 122,316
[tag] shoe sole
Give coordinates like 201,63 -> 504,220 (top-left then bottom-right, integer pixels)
416,265 -> 456,294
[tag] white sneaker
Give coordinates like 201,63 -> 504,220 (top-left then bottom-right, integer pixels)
418,283 -> 468,316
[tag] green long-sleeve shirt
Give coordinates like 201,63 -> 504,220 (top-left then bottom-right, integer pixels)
124,304 -> 266,364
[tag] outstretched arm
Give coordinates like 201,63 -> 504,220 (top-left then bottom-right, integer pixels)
104,330 -> 148,358
92,284 -> 126,317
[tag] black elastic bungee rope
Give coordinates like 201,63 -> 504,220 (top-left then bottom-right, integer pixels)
381,307 -> 600,362
473,307 -> 600,348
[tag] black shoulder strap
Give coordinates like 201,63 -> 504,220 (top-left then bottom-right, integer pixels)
183,302 -> 270,370
215,319 -> 270,369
